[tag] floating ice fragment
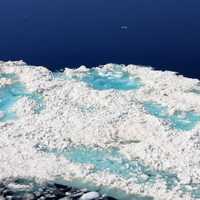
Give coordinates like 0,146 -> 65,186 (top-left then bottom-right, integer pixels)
121,26 -> 128,30
80,191 -> 100,200
1,178 -> 154,200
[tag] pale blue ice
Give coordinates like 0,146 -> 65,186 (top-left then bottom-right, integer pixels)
144,101 -> 200,131
36,144 -> 200,198
36,145 -> 178,190
0,73 -> 44,122
81,69 -> 142,90
53,66 -> 142,90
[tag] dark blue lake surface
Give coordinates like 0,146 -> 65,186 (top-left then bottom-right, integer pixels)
0,0 -> 200,78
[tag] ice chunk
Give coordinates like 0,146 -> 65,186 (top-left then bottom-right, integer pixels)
80,192 -> 100,200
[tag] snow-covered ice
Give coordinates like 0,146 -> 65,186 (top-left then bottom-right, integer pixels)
1,61 -> 200,199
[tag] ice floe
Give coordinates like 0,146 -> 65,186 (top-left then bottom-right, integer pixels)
0,61 -> 200,200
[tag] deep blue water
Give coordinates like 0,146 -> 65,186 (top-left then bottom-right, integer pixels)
0,0 -> 200,78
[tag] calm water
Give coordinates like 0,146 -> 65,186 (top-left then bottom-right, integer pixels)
0,0 -> 200,78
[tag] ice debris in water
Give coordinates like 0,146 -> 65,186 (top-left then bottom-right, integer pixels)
144,101 -> 200,131
0,178 -> 118,200
0,72 -> 44,121
80,191 -> 100,200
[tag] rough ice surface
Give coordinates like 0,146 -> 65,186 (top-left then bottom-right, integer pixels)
144,101 -> 200,131
37,145 -> 179,190
79,67 -> 142,90
54,65 -> 142,90
1,61 -> 200,200
0,72 -> 43,122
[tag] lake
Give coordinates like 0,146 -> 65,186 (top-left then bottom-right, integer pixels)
0,0 -> 200,78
